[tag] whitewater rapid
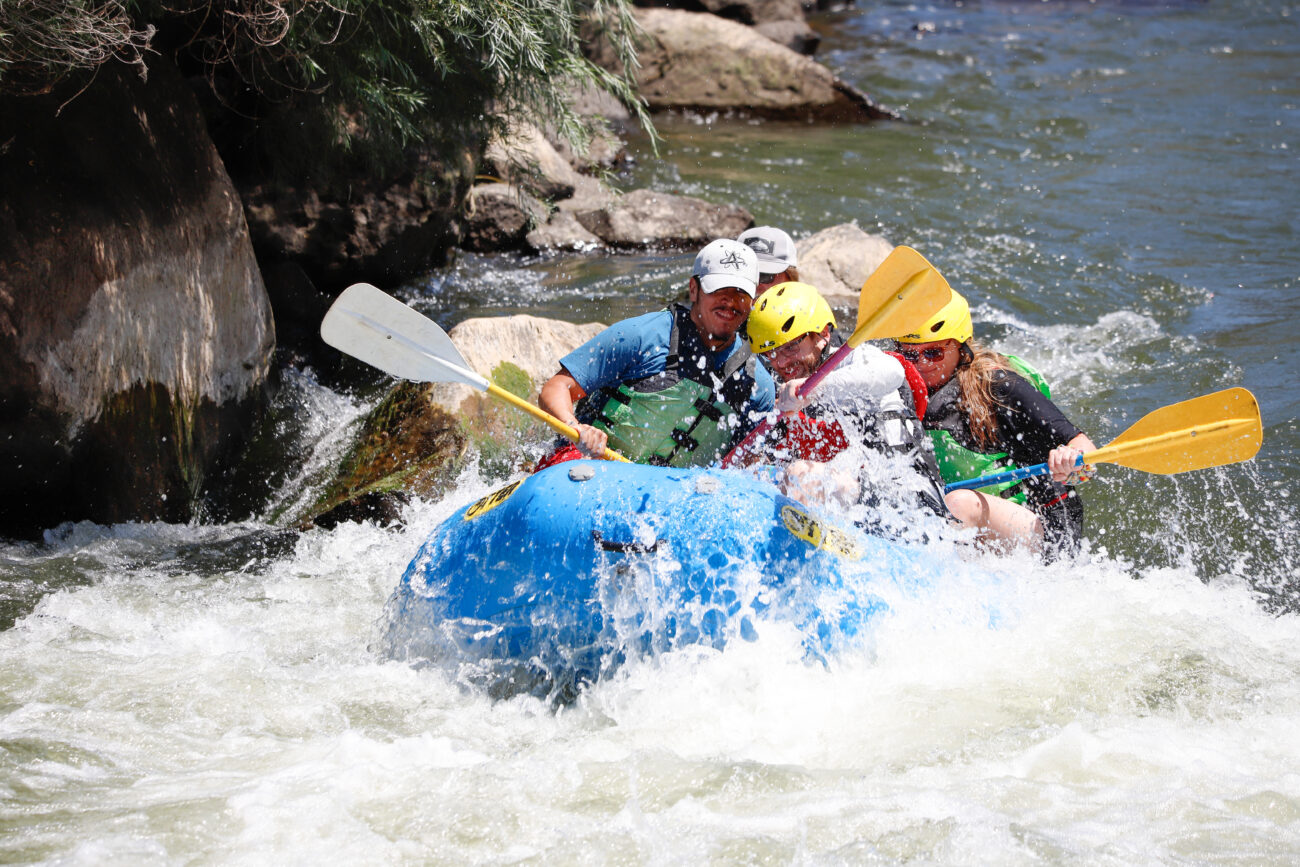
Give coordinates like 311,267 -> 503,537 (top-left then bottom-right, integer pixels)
3,461 -> 1298,862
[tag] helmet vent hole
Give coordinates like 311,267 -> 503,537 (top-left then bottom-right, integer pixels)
780,315 -> 796,334
929,320 -> 945,334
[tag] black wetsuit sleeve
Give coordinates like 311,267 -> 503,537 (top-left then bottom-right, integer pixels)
990,371 -> 1084,467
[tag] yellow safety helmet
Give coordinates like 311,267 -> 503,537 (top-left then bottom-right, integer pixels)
747,281 -> 837,353
896,289 -> 973,344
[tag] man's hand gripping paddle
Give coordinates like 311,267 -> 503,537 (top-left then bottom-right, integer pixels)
722,245 -> 954,468
320,283 -> 630,463
943,387 -> 1263,494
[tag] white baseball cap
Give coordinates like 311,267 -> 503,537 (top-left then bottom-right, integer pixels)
692,239 -> 758,297
737,226 -> 798,272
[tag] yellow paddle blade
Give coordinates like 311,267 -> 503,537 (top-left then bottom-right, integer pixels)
849,245 -> 954,346
1085,387 -> 1262,474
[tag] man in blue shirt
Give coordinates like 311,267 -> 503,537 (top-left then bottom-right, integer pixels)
538,239 -> 776,468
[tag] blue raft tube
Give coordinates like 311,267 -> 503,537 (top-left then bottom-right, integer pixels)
381,460 -> 952,701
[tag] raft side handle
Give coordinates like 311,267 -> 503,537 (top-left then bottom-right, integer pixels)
592,531 -> 661,555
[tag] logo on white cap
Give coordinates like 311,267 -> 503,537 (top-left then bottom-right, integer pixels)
692,239 -> 758,297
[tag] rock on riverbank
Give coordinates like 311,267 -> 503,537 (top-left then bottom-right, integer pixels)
0,64 -> 275,536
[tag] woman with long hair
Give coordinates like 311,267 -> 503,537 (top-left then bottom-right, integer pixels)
895,290 -> 1096,558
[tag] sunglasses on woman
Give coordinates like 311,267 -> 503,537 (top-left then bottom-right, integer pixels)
898,346 -> 947,363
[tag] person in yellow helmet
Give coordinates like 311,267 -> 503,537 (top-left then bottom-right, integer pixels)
739,281 -> 945,523
895,289 -> 1096,559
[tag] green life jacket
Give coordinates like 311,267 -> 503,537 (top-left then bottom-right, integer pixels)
925,355 -> 1050,504
582,304 -> 759,468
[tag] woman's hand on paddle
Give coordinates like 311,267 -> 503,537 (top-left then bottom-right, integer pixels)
776,379 -> 811,414
573,422 -> 609,458
1050,433 -> 1098,484
1049,442 -> 1096,485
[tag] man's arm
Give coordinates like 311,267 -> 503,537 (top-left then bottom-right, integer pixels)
539,367 -> 609,457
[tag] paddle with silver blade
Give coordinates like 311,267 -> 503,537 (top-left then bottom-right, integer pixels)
943,387 -> 1263,494
321,283 -> 631,462
722,245 -> 954,468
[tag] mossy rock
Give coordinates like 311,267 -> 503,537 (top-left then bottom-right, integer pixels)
304,381 -> 468,526
304,361 -> 553,527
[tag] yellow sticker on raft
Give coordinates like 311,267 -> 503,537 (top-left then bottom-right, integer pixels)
464,479 -> 523,521
780,505 -> 863,561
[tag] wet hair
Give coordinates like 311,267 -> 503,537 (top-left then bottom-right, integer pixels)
954,340 -> 1016,450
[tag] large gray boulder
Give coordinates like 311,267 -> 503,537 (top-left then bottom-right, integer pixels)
0,63 -> 275,535
590,9 -> 894,121
635,0 -> 819,53
577,189 -> 753,249
427,315 -> 608,414
796,223 -> 895,303
530,186 -> 753,251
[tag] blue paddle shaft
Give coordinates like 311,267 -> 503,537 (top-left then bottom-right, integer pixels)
943,455 -> 1083,494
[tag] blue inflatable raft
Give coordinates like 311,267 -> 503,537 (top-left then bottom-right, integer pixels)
382,461 -> 943,699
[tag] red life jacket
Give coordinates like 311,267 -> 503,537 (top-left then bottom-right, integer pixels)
776,413 -> 851,462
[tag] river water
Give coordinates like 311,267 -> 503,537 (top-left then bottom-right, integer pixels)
3,0 -> 1298,862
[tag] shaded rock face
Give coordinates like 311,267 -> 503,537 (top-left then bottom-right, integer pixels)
462,184 -> 550,253
0,62 -> 275,536
239,147 -> 472,295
